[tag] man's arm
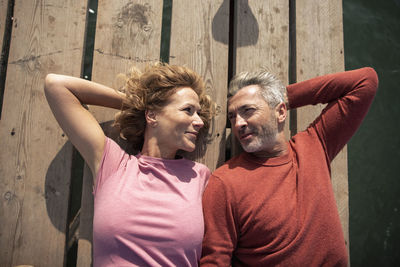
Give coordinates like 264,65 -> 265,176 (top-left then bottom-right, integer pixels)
201,175 -> 238,266
287,67 -> 378,161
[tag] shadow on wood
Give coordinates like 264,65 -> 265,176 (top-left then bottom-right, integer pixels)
44,121 -> 133,236
212,0 -> 259,47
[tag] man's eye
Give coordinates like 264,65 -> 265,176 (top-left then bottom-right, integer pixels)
244,108 -> 255,113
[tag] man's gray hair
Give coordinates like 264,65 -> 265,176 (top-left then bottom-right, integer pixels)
228,70 -> 287,108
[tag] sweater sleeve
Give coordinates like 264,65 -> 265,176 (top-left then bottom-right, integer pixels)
287,67 -> 378,161
200,175 -> 238,266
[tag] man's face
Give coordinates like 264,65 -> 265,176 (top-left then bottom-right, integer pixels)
228,85 -> 278,154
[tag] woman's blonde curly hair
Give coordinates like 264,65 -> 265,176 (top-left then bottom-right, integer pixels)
114,62 -> 214,151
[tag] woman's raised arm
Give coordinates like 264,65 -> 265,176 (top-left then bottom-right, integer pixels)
44,74 -> 124,178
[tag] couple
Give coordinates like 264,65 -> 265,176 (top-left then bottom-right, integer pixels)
44,62 -> 378,266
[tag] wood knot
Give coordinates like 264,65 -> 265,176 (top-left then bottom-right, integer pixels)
4,191 -> 13,201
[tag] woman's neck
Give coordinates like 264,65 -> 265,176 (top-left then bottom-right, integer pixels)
141,138 -> 176,159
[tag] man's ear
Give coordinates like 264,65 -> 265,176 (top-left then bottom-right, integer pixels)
145,110 -> 158,127
275,102 -> 287,123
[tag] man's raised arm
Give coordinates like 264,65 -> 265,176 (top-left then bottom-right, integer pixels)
287,67 -> 378,161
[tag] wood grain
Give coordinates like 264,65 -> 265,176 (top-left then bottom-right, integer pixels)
169,0 -> 229,170
0,0 -> 87,266
76,166 -> 93,267
0,0 -> 7,52
295,0 -> 348,254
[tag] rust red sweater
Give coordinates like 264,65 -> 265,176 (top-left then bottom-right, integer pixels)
201,68 -> 378,266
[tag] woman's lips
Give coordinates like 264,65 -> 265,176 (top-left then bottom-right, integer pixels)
186,131 -> 198,139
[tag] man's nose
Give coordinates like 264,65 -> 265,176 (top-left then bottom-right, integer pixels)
234,114 -> 247,129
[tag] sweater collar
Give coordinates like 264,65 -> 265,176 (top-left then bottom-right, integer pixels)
242,142 -> 292,166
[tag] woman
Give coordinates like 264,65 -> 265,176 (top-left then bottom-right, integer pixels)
44,62 -> 214,266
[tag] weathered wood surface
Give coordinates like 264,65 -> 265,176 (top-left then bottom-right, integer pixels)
89,0 -> 163,135
0,0 -> 348,265
234,1 -> 289,83
76,1 -> 164,266
0,0 -> 7,53
295,0 -> 348,254
0,0 -> 87,266
169,0 -> 229,170
76,165 -> 93,267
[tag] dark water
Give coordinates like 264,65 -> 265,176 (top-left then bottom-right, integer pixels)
344,0 -> 400,265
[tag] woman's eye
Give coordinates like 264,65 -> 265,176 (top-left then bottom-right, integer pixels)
183,107 -> 192,113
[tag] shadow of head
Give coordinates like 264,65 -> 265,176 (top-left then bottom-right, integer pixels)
44,140 -> 74,234
212,0 -> 259,47
44,121 -> 134,234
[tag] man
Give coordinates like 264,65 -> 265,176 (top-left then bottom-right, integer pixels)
200,67 -> 378,266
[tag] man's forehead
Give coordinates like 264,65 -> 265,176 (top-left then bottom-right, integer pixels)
228,85 -> 262,109
233,84 -> 261,97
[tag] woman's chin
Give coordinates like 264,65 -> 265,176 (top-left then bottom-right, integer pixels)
181,144 -> 196,153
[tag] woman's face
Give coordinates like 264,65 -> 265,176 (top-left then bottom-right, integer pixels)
153,87 -> 204,155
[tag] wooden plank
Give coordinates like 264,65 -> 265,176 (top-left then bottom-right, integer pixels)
235,1 -> 289,81
91,0 -> 163,91
232,0 -> 290,156
0,0 -> 10,108
0,0 -> 7,52
169,0 -> 229,170
0,0 -> 87,266
76,1 -> 163,265
89,0 -> 163,125
76,166 -> 93,267
295,0 -> 348,254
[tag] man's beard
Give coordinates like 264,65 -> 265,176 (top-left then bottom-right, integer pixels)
241,117 -> 278,153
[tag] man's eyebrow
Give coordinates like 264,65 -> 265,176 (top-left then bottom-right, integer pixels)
238,104 -> 256,111
228,104 -> 255,115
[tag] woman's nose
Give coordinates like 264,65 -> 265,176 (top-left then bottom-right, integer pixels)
193,113 -> 204,129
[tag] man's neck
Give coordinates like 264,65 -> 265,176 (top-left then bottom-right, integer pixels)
251,134 -> 288,158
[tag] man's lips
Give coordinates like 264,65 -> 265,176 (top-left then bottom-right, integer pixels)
240,132 -> 253,140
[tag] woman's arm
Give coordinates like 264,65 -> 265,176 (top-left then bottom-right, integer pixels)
44,74 -> 124,179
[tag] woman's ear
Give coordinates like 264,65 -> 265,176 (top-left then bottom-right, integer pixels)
145,110 -> 158,127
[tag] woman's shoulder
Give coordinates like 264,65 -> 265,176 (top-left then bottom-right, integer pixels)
185,159 -> 209,171
101,137 -> 133,169
104,137 -> 136,156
